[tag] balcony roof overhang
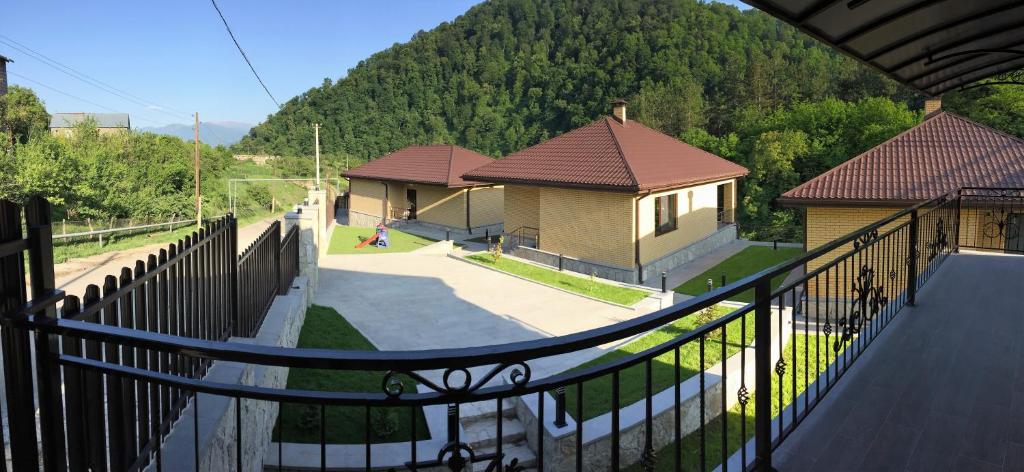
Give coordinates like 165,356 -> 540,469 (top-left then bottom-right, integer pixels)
741,0 -> 1024,96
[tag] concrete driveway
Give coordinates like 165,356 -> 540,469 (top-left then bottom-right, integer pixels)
315,252 -> 652,378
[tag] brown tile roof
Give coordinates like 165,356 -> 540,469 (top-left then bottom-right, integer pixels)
779,112 -> 1024,206
463,117 -> 748,192
343,144 -> 494,188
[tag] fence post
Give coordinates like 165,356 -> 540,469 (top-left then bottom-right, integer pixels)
228,214 -> 240,334
953,189 -> 962,253
554,386 -> 567,427
907,209 -> 919,306
25,197 -> 68,472
0,200 -> 41,471
753,277 -> 773,471
274,221 -> 282,295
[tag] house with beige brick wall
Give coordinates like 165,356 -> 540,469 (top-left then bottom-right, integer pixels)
343,144 -> 503,234
464,101 -> 748,283
780,100 -> 1024,295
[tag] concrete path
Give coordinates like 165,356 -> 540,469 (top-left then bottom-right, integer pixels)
55,215 -> 283,300
315,252 -> 653,382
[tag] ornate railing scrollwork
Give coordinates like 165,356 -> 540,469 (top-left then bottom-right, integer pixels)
834,265 -> 888,352
382,362 -> 532,397
927,217 -> 949,262
853,228 -> 879,250
982,209 -> 1020,240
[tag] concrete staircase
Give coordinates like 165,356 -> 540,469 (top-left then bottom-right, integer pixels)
460,400 -> 537,471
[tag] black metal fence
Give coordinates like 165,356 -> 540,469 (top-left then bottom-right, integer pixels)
0,197 -> 301,471
0,189 -> 1019,472
279,224 -> 300,295
237,221 -> 281,337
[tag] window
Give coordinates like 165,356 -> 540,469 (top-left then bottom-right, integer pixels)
654,194 -> 677,236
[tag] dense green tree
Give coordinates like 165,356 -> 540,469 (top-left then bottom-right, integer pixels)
945,84 -> 1024,138
0,85 -> 49,153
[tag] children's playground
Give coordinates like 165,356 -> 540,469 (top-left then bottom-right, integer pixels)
327,224 -> 440,255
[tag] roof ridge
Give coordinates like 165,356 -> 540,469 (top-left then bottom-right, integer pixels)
604,117 -> 641,190
446,144 -> 457,185
939,111 -> 1024,146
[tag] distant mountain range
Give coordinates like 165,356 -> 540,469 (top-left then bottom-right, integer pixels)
140,121 -> 252,147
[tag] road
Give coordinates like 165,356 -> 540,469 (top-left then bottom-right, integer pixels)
54,215 -> 283,301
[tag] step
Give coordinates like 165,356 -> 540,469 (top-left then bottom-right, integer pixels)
462,416 -> 526,449
472,441 -> 537,472
460,398 -> 516,423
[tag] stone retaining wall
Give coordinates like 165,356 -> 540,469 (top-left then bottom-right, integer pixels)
640,224 -> 737,283
151,276 -> 311,472
513,246 -> 638,283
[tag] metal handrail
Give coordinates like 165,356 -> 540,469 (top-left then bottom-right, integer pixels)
24,190 -> 960,371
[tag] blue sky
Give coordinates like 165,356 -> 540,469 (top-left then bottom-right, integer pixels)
3,0 -> 749,129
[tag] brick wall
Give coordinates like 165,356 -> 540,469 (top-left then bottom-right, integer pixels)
504,185 -> 540,233
467,186 -> 504,228
348,178 -> 387,223
413,185 -> 466,229
538,187 -> 635,268
638,180 -> 729,264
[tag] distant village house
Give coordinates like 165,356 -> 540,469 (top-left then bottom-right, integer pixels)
233,154 -> 276,165
50,112 -> 131,137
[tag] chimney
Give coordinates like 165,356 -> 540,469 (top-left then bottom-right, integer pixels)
612,99 -> 627,124
0,55 -> 10,97
924,96 -> 942,118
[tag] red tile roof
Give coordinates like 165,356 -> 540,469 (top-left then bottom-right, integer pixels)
779,112 -> 1024,205
343,144 -> 494,188
463,117 -> 748,192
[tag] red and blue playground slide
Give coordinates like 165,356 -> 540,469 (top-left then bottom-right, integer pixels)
354,223 -> 390,249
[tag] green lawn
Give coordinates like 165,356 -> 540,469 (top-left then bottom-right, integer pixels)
276,305 -> 429,444
673,246 -> 803,303
466,253 -> 648,306
626,334 -> 844,472
327,225 -> 438,255
561,305 -> 752,421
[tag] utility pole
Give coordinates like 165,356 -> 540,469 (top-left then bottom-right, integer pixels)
194,112 -> 202,229
1,55 -> 12,151
314,123 -> 322,189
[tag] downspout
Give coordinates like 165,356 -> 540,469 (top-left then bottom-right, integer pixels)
465,188 -> 472,234
635,191 -> 652,284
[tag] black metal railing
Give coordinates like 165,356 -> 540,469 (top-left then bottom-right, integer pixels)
0,197 -> 303,472
506,225 -> 540,249
958,187 -> 1024,253
236,220 -> 281,337
0,189 -> 1019,472
279,224 -> 300,294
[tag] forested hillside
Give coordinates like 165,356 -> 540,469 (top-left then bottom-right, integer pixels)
236,0 -> 1024,240
236,0 -> 914,160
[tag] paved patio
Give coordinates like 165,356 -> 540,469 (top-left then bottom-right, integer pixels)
774,252 -> 1024,471
314,251 -> 659,382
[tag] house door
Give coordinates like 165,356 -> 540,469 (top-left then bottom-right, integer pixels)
406,189 -> 417,219
1007,213 -> 1023,253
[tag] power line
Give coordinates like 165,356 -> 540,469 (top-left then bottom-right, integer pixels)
8,71 -> 165,127
209,0 -> 280,108
0,34 -> 193,121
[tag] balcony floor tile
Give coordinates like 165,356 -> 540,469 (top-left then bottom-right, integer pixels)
775,252 -> 1024,471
